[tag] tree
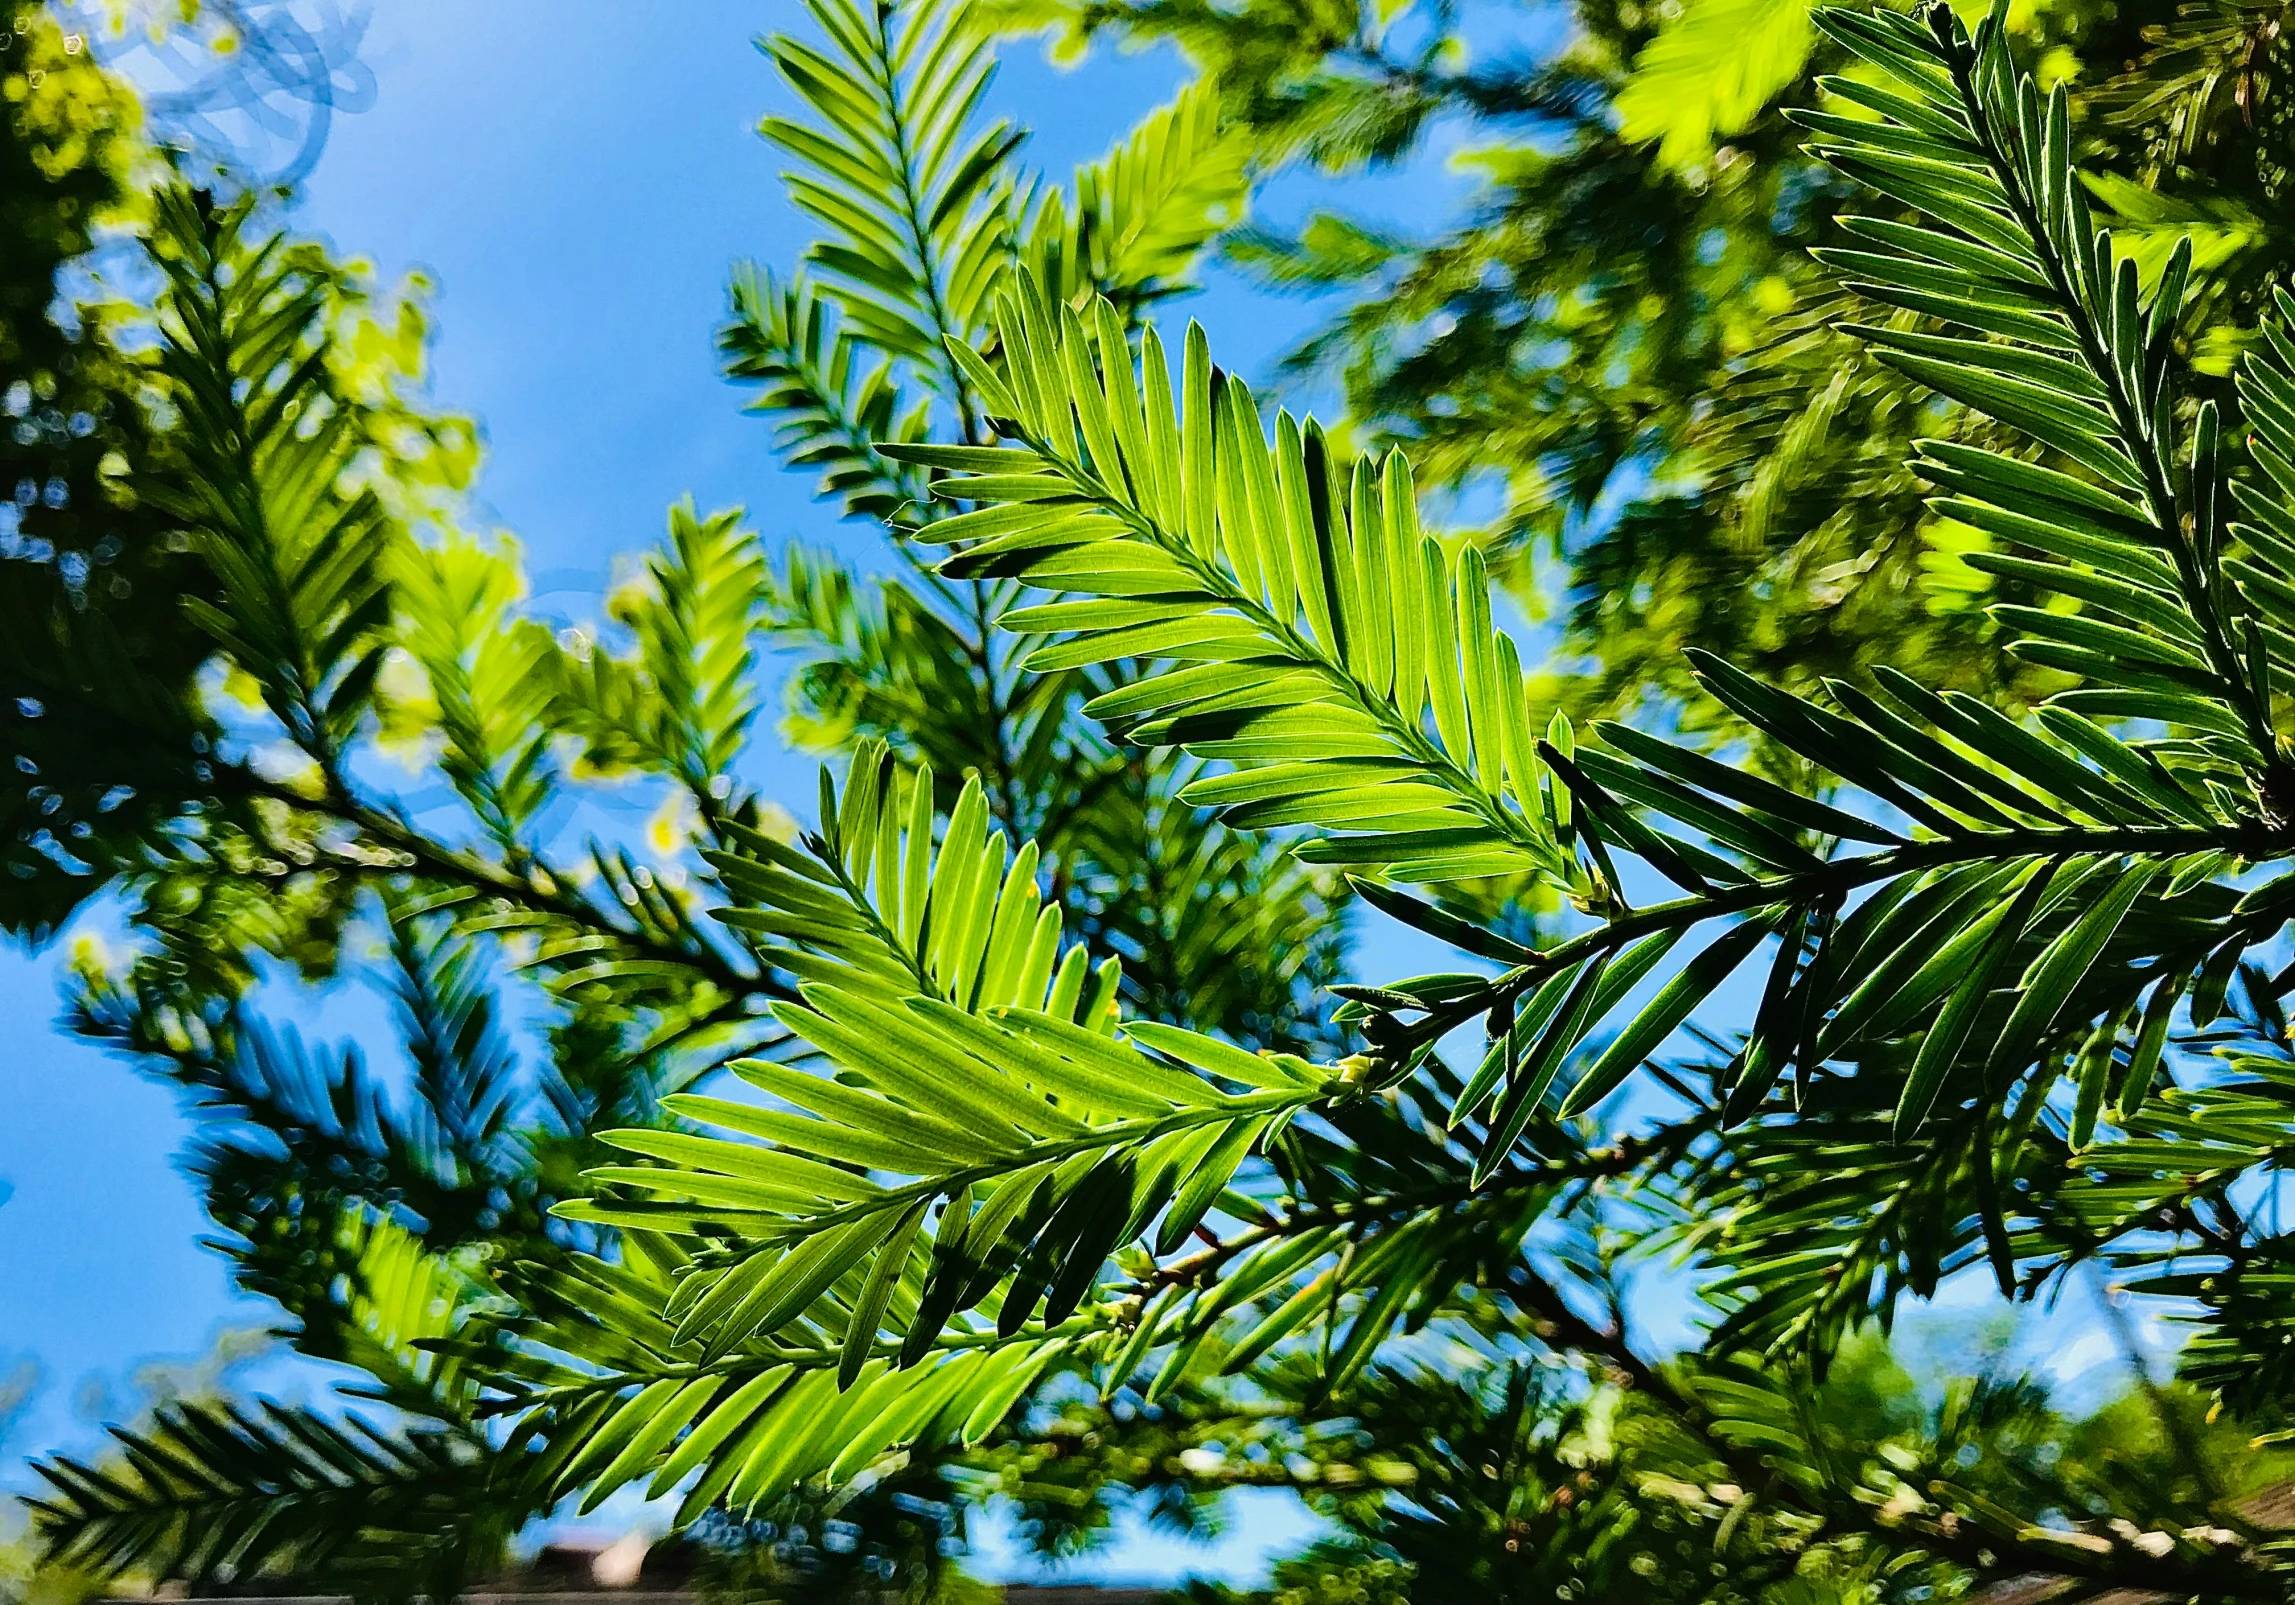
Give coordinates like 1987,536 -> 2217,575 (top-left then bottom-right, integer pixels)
27,1 -> 2295,1602
2,0 -> 1321,1598
419,5 -> 2295,1594
1027,0 -> 2295,741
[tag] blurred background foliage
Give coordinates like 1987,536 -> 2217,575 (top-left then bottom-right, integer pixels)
12,0 -> 2295,1600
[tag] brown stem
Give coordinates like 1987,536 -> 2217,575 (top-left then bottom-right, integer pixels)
223,767 -> 782,1003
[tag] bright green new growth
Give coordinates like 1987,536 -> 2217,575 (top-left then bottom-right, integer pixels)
488,740 -> 1342,1522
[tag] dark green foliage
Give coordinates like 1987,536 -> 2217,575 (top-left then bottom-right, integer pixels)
0,9 -> 221,938
971,1321 -> 2295,1604
29,1403 -> 522,1604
